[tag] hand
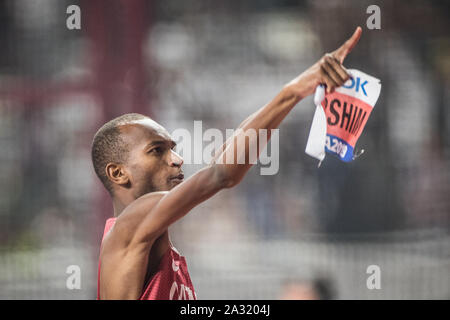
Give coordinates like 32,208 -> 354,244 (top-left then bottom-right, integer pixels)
287,26 -> 362,98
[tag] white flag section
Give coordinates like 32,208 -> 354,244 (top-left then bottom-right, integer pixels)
305,85 -> 327,163
305,69 -> 381,164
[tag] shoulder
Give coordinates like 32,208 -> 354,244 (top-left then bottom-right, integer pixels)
120,191 -> 168,221
102,192 -> 169,253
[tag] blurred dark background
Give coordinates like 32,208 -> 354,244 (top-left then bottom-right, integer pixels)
0,0 -> 449,299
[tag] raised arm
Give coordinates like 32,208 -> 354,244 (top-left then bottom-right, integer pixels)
122,26 -> 362,246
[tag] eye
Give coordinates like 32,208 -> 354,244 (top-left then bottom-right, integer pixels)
149,147 -> 163,154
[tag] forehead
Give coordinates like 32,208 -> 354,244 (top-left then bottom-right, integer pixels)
119,118 -> 172,146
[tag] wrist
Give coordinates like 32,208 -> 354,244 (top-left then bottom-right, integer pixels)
283,80 -> 306,104
285,63 -> 321,102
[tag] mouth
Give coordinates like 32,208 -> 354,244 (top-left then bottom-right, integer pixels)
170,173 -> 184,183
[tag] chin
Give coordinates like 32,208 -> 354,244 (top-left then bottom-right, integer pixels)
169,179 -> 183,189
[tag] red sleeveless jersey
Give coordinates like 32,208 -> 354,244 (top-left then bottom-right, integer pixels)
97,218 -> 197,300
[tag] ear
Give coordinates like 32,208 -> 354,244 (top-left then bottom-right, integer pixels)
105,163 -> 130,188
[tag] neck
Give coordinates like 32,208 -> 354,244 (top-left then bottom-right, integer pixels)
112,193 -> 135,217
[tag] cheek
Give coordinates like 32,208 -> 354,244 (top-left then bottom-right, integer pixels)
133,158 -> 167,184
129,156 -> 154,180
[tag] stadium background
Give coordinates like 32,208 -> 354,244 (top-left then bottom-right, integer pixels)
0,0 -> 449,299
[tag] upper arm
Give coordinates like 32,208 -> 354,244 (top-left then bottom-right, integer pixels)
130,164 -> 227,245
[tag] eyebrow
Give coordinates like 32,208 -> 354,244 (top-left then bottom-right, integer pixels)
144,139 -> 176,150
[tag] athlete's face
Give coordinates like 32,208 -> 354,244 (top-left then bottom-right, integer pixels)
119,119 -> 184,198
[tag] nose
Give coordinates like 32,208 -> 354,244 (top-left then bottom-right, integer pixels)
169,149 -> 184,167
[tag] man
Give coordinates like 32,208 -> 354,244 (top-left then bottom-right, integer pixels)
92,27 -> 362,300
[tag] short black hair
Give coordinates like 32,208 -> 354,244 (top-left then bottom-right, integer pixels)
91,113 -> 149,195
